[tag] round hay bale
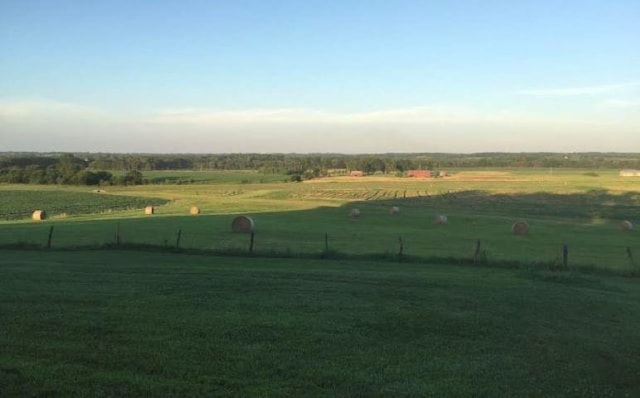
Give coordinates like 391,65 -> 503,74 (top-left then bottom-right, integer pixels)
389,206 -> 400,215
434,214 -> 448,225
619,220 -> 633,232
232,215 -> 255,233
144,206 -> 154,215
512,220 -> 529,235
32,210 -> 46,221
349,208 -> 361,218
190,206 -> 200,215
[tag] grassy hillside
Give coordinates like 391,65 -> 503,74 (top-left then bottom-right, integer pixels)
1,250 -> 639,396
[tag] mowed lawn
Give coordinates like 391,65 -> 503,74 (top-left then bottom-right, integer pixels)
1,250 -> 639,396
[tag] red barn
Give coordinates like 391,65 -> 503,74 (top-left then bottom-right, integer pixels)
406,170 -> 431,178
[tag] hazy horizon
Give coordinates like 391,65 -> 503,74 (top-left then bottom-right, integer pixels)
1,1 -> 639,153
2,149 -> 640,156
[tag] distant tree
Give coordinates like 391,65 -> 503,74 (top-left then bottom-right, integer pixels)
73,170 -> 114,185
56,154 -> 84,183
94,171 -> 113,185
123,170 -> 143,185
73,170 -> 99,185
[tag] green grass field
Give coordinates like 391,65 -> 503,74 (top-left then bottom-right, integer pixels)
1,168 -> 640,395
2,250 -> 639,396
1,169 -> 638,270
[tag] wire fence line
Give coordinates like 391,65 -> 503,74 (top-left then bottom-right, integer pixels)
1,224 -> 637,273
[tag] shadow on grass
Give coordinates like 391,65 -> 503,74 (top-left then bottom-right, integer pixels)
1,240 -> 637,279
352,188 -> 640,221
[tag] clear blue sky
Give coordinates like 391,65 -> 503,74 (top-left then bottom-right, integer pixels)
1,0 -> 638,153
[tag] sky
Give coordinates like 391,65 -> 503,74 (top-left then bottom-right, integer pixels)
0,0 -> 639,153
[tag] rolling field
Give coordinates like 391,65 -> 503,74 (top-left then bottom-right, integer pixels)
1,250 -> 639,396
1,168 -> 640,396
0,169 -> 638,270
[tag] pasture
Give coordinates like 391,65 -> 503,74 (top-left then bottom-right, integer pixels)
1,250 -> 639,396
0,169 -> 638,270
1,168 -> 640,395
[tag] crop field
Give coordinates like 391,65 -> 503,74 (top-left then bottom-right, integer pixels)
1,250 -> 639,396
0,169 -> 638,270
0,189 -> 169,221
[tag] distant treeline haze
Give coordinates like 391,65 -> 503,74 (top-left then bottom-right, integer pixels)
1,152 -> 639,185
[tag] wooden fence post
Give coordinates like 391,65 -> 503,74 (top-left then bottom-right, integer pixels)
46,226 -> 54,249
324,232 -> 329,252
249,231 -> 255,254
176,229 -> 182,249
473,239 -> 481,264
398,235 -> 404,259
562,244 -> 568,267
115,222 -> 120,247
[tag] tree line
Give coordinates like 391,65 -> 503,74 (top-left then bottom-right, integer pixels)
0,154 -> 144,185
78,152 -> 640,172
1,152 -> 639,185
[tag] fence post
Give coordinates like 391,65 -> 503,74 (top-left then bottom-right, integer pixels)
46,226 -> 54,249
473,239 -> 481,264
324,232 -> 329,252
626,247 -> 634,267
249,231 -> 255,254
562,244 -> 568,267
115,222 -> 120,247
176,229 -> 182,249
398,235 -> 404,260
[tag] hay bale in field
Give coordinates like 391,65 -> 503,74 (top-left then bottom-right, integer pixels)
144,206 -> 155,215
32,210 -> 46,221
389,206 -> 400,215
434,214 -> 448,225
512,220 -> 529,235
232,215 -> 255,233
619,220 -> 633,232
349,208 -> 361,218
190,206 -> 200,215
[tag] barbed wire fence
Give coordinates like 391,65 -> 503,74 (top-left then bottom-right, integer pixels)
1,223 -> 637,273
